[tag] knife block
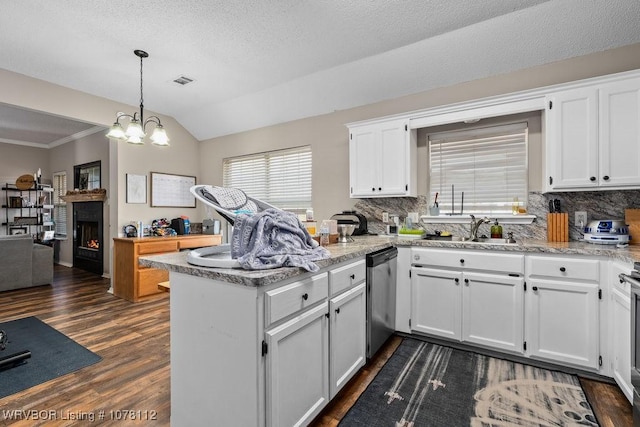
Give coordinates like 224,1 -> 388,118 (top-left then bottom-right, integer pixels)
547,213 -> 568,242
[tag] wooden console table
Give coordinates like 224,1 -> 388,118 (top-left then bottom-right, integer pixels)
113,234 -> 221,302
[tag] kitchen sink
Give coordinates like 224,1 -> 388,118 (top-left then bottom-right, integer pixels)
421,236 -> 517,245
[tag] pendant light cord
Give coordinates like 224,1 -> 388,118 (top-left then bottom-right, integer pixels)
139,54 -> 144,123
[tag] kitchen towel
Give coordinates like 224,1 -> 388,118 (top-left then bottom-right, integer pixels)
231,208 -> 330,272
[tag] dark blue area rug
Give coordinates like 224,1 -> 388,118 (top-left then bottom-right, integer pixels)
0,316 -> 102,399
340,338 -> 598,426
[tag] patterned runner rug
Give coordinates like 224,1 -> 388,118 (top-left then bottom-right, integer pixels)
339,338 -> 598,426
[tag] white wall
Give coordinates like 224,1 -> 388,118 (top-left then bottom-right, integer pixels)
198,43 -> 640,224
0,70 -> 201,277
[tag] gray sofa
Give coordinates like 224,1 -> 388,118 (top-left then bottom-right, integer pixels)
0,234 -> 53,292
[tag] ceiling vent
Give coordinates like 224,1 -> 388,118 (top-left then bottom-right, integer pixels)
173,76 -> 194,86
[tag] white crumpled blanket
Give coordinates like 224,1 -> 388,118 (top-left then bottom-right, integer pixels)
230,208 -> 330,272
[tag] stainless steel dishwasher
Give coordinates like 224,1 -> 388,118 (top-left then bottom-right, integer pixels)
366,246 -> 397,359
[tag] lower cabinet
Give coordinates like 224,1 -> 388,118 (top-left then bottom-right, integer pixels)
411,267 -> 462,340
462,271 -> 524,354
265,302 -> 330,427
525,279 -> 599,369
610,261 -> 633,402
264,258 -> 366,426
410,248 -> 525,355
525,255 -> 602,370
329,282 -> 366,399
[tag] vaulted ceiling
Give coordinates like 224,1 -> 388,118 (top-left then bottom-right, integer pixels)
1,0 -> 640,147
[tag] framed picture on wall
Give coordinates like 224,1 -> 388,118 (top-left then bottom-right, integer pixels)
126,174 -> 147,204
150,172 -> 196,207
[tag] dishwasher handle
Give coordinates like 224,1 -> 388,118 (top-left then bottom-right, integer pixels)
367,247 -> 398,267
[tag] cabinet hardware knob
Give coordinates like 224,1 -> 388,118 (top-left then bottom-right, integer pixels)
460,259 -> 464,264
335,308 -> 340,314
325,313 -> 330,318
559,267 -> 566,272
372,187 -> 375,191
603,175 -> 610,181
464,278 -> 469,285
302,293 -> 309,300
454,278 -> 459,284
590,176 -> 596,182
350,274 -> 355,280
620,278 -> 625,284
532,286 -> 538,291
378,187 -> 382,191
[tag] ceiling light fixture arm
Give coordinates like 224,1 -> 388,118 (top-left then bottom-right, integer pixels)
105,49 -> 169,146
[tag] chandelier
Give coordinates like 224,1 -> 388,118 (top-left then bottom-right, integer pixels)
106,49 -> 169,146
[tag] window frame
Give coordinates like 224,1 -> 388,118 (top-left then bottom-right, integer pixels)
52,171 -> 67,237
427,122 -> 529,217
222,145 -> 312,213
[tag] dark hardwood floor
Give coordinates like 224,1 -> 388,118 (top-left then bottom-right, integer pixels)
0,265 -> 633,426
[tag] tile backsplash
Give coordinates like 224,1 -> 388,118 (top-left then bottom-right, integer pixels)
354,190 -> 640,241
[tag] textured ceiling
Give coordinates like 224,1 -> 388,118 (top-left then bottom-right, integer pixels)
1,0 -> 640,146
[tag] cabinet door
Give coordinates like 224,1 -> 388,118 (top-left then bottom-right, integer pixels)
462,271 -> 524,354
526,279 -> 599,369
378,120 -> 408,196
598,77 -> 640,187
411,267 -> 461,340
329,283 -> 366,399
349,124 -> 380,197
546,87 -> 598,190
611,285 -> 633,402
265,302 -> 329,427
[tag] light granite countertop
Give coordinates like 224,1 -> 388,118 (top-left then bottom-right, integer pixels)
139,235 -> 640,287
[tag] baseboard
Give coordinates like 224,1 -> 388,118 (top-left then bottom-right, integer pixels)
55,261 -> 73,268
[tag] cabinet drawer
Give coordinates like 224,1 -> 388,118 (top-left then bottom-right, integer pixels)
528,256 -> 599,281
329,259 -> 366,296
137,268 -> 169,297
138,240 -> 179,255
412,248 -> 523,274
179,236 -> 220,250
265,273 -> 328,326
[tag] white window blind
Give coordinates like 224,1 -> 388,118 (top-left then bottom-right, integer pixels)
428,123 -> 528,215
52,171 -> 67,236
223,146 -> 312,211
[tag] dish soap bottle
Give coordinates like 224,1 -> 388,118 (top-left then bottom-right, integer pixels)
490,220 -> 503,238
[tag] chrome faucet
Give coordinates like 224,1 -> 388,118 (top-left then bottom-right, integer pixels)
468,214 -> 491,241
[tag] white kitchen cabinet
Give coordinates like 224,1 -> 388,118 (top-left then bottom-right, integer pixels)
348,118 -> 417,197
598,77 -> 640,188
610,261 -> 633,403
462,271 -> 524,354
170,256 -> 369,427
526,255 -> 601,370
411,266 -> 462,340
545,76 -> 640,191
265,302 -> 329,427
329,282 -> 366,399
410,248 -> 525,352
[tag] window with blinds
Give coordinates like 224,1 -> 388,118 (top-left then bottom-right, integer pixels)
428,123 -> 528,216
223,146 -> 312,211
52,171 -> 67,236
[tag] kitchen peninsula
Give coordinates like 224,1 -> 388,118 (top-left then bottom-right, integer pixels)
140,235 -> 640,426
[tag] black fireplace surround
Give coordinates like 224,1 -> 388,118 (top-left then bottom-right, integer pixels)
72,201 -> 103,275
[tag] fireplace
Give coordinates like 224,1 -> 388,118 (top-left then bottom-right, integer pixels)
73,201 -> 103,274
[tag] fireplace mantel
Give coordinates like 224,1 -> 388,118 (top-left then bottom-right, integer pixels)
61,189 -> 106,203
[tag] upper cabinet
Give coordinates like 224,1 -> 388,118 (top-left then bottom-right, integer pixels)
348,118 -> 417,198
545,77 -> 640,191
